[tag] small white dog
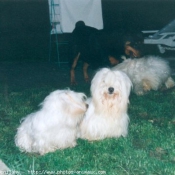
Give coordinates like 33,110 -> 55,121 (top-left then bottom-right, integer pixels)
112,55 -> 175,95
80,68 -> 132,141
15,89 -> 87,155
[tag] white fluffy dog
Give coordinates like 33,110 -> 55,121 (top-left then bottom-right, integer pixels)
15,89 -> 87,155
112,55 -> 175,95
80,68 -> 132,141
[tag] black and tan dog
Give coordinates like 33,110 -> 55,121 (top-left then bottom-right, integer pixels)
69,21 -> 104,85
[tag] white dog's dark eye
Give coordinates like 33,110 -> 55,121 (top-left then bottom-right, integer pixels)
82,95 -> 87,101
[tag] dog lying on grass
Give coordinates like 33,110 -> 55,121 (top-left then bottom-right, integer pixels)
80,68 -> 132,140
15,89 -> 87,155
112,55 -> 175,95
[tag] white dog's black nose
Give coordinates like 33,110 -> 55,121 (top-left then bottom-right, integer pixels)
86,104 -> 89,109
108,87 -> 114,94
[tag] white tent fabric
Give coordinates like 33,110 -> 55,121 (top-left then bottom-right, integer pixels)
48,0 -> 103,34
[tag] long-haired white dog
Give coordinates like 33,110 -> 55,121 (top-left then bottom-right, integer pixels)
15,89 -> 87,155
80,68 -> 132,141
112,55 -> 175,95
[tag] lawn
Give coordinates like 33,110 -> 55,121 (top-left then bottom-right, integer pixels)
0,80 -> 175,174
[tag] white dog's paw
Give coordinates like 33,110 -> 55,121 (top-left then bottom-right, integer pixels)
135,91 -> 144,96
80,133 -> 102,141
134,88 -> 145,95
69,141 -> 77,148
165,77 -> 175,89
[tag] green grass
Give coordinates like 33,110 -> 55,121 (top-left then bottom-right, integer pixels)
1,85 -> 175,175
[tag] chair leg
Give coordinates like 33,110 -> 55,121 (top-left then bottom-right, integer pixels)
55,34 -> 60,67
49,34 -> 52,62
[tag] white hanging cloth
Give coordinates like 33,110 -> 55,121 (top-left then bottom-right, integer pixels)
48,0 -> 103,34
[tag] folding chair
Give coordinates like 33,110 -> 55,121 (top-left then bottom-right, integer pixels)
143,19 -> 175,53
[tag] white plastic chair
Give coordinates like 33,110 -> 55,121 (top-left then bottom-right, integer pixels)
143,19 -> 175,53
